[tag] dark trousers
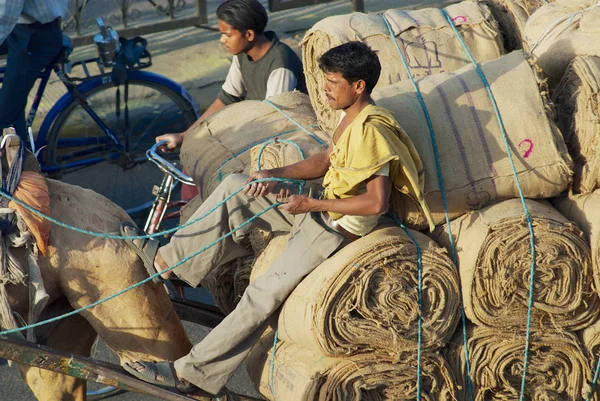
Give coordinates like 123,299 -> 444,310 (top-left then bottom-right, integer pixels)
0,20 -> 63,142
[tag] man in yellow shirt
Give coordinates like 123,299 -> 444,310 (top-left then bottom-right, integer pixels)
122,41 -> 431,398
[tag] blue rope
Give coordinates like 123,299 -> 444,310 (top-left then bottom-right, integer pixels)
0,198 -> 283,337
0,177 -> 303,242
269,328 -> 279,399
588,355 -> 600,400
381,14 -> 474,400
388,212 -> 424,398
263,99 -> 328,147
440,9 -> 538,400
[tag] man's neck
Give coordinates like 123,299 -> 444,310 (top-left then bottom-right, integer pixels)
342,96 -> 374,122
245,34 -> 272,61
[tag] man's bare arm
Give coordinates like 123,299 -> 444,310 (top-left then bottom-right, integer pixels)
279,175 -> 391,216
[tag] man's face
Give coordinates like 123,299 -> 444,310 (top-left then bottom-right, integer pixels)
218,20 -> 250,55
322,71 -> 361,110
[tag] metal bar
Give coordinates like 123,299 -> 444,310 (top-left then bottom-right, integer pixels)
171,298 -> 225,328
0,336 -> 263,400
0,336 -> 192,400
71,16 -> 208,47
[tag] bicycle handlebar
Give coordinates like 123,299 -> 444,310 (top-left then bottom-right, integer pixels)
146,141 -> 194,185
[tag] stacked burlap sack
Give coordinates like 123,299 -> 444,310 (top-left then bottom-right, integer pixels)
445,324 -> 593,401
524,0 -> 600,85
246,226 -> 461,400
372,50 -> 572,228
302,0 -> 505,133
552,56 -> 600,194
248,329 -> 456,401
433,198 -> 600,399
180,91 -> 330,201
479,0 -> 551,51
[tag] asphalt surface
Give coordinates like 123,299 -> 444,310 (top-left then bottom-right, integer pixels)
0,0 -> 453,400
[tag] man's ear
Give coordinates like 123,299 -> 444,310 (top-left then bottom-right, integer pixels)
245,29 -> 255,42
355,79 -> 367,94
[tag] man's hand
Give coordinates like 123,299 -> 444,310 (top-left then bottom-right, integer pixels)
244,170 -> 279,197
278,194 -> 312,214
155,133 -> 184,151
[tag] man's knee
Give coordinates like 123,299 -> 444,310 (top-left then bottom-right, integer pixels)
219,174 -> 248,193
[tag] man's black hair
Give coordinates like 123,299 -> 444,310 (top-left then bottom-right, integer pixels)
318,42 -> 381,93
216,0 -> 268,35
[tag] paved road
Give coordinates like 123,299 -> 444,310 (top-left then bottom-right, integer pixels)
1,0 -> 454,400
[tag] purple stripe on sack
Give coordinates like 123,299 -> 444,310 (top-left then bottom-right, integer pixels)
400,10 -> 435,75
451,72 -> 498,196
428,75 -> 476,190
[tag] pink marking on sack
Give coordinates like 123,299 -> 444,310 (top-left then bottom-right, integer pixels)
452,16 -> 467,23
518,139 -> 534,158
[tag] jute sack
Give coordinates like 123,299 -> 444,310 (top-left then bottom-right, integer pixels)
302,1 -> 505,133
433,198 -> 599,331
552,56 -> 600,194
579,316 -> 600,384
251,225 -> 460,356
524,0 -> 600,85
554,190 -> 600,294
445,324 -> 592,401
180,91 -> 329,201
373,50 -> 572,228
479,0 -> 552,51
247,330 -> 457,401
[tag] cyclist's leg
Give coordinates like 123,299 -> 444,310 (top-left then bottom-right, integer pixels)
0,22 -> 62,141
159,173 -> 295,287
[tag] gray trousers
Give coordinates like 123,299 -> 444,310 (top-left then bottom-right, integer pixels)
160,174 -> 345,394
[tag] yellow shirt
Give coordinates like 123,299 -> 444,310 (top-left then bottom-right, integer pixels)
322,104 -> 434,231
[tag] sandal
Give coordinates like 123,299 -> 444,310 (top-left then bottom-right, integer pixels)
120,221 -> 162,284
123,360 -> 217,399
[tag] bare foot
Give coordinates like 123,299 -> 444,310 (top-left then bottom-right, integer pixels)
154,251 -> 173,280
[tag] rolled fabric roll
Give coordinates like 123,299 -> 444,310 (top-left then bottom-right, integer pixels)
180,91 -> 329,201
433,198 -> 599,331
552,56 -> 600,194
373,51 -> 572,228
445,324 -> 593,401
302,0 -> 505,133
247,330 -> 457,401
251,225 -> 460,356
524,0 -> 600,85
480,0 -> 551,51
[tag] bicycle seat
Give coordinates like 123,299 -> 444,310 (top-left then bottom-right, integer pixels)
52,34 -> 73,65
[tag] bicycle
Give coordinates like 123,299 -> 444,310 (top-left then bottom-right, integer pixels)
0,18 -> 200,215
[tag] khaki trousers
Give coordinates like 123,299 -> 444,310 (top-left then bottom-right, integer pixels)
160,174 -> 345,394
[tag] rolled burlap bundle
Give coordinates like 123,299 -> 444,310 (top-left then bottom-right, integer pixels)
251,225 -> 460,356
479,0 -> 551,51
554,190 -> 600,294
524,0 -> 600,85
302,1 -> 505,133
552,56 -> 600,194
373,50 -> 572,228
248,330 -> 457,401
433,198 -> 599,331
445,324 -> 592,401
180,91 -> 329,201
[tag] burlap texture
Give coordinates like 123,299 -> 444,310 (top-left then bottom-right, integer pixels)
251,226 -> 460,357
445,324 -> 593,401
554,190 -> 600,298
9,179 -> 193,363
524,0 -> 600,84
247,330 -> 457,401
180,91 -> 329,201
480,0 -> 551,51
433,198 -> 599,331
552,56 -> 600,194
373,50 -> 572,228
302,1 -> 505,133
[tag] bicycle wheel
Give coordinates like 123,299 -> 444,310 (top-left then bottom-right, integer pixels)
44,75 -> 198,215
